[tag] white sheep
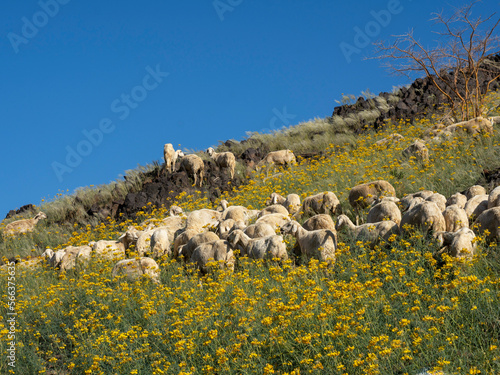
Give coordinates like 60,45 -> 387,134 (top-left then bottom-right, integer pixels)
367,200 -> 402,225
163,143 -> 184,174
227,230 -> 288,261
150,228 -> 170,258
302,214 -> 336,231
446,192 -> 467,209
3,212 -> 47,237
266,192 -> 301,215
465,185 -> 487,200
259,149 -> 296,167
473,207 -> 500,241
190,240 -> 235,274
400,201 -> 446,233
92,238 -> 128,260
242,222 -> 277,238
255,213 -> 290,231
487,186 -> 500,209
425,193 -> 447,212
49,249 -> 67,268
173,228 -> 201,257
349,180 -> 396,209
300,191 -> 340,217
434,227 -> 477,259
442,205 -> 469,232
186,209 -> 222,231
218,200 -> 250,223
179,154 -> 205,187
112,257 -> 160,284
177,231 -> 220,261
464,194 -> 488,220
280,220 -> 336,264
59,245 -> 92,272
402,139 -> 429,161
258,204 -> 290,218
207,147 -> 236,179
218,219 -> 245,240
336,214 -> 400,245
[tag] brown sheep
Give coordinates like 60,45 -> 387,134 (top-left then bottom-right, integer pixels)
444,117 -> 493,136
349,180 -> 396,209
300,192 -> 340,217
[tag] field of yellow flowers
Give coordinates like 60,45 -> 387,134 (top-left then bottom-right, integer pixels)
1,99 -> 500,374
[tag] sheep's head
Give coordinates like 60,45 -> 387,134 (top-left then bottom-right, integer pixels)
280,220 -> 298,236
206,147 -> 215,156
170,205 -> 184,216
176,150 -> 185,158
218,200 -> 229,211
35,212 -> 47,220
226,230 -> 243,247
335,215 -> 350,231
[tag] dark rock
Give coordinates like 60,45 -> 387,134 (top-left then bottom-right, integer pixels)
5,204 -> 36,219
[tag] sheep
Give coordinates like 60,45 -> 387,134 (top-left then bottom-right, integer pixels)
217,219 -> 245,239
425,193 -> 447,212
259,149 -> 296,167
336,214 -> 400,246
434,227 -> 477,259
258,204 -> 290,218
179,154 -> 205,187
474,207 -> 500,241
299,191 -> 340,217
465,185 -> 486,200
186,209 -> 222,231
92,237 -> 128,260
255,213 -> 290,231
158,215 -> 186,241
207,147 -> 236,179
489,116 -> 500,125
190,240 -> 235,274
400,201 -> 446,234
302,214 -> 336,231
59,245 -> 92,272
227,230 -> 288,261
150,228 -> 170,258
177,232 -> 220,261
163,143 -> 184,174
173,228 -> 201,257
423,124 -> 446,138
349,180 -> 396,209
280,220 -> 336,264
442,205 -> 469,232
367,201 -> 402,225
487,186 -> 500,209
402,139 -> 429,161
375,133 -> 404,147
3,212 -> 47,237
111,257 -> 160,284
266,192 -> 301,215
49,249 -> 67,268
218,200 -> 250,223
446,192 -> 467,209
464,194 -> 488,220
444,116 -> 493,136
134,228 -> 157,257
243,222 -> 277,238
400,191 -> 434,211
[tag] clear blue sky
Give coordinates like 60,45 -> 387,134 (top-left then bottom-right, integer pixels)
0,0 -> 496,219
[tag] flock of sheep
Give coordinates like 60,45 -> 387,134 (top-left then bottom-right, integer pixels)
4,115 -> 500,281
164,143 -> 296,186
7,176 -> 500,283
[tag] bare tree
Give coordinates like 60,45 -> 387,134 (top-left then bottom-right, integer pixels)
373,1 -> 500,120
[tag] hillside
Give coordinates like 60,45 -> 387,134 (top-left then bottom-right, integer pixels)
1,83 -> 500,373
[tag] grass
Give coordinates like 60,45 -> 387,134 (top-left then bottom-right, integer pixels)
1,91 -> 500,374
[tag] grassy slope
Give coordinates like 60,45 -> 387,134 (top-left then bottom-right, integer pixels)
0,92 -> 500,374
